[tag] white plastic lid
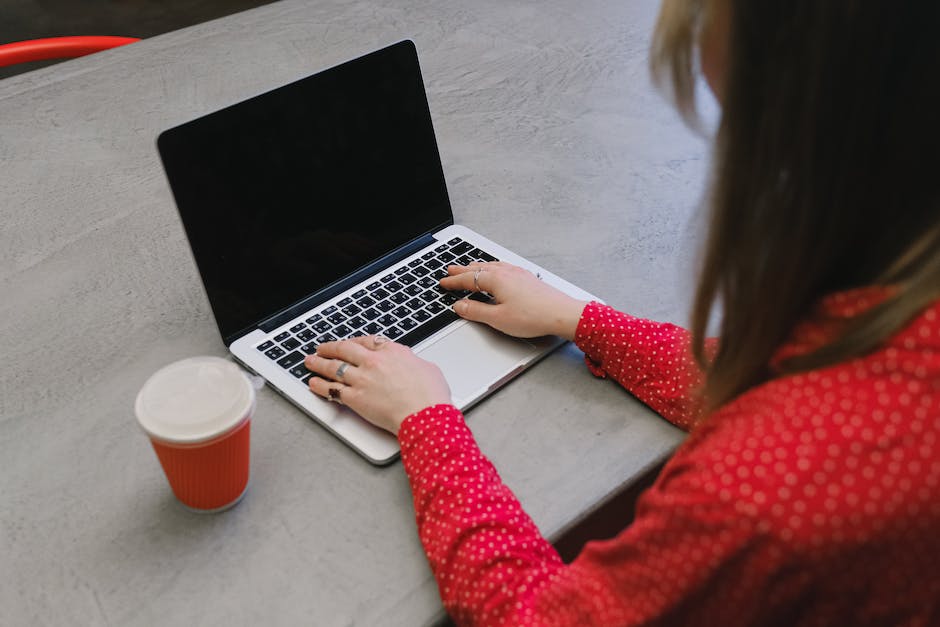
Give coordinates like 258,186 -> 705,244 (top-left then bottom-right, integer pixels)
135,356 -> 255,444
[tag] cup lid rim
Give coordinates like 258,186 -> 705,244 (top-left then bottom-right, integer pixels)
135,356 -> 254,444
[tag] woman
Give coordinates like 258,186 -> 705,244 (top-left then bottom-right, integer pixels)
305,0 -> 940,624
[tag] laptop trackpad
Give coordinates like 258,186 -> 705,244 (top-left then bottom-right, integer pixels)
417,322 -> 538,402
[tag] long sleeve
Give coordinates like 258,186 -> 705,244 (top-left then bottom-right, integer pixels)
399,295 -> 940,626
574,302 -> 714,431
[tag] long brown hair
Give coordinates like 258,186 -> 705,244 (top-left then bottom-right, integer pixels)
652,0 -> 940,411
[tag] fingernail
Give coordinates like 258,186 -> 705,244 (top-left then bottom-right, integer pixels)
455,300 -> 467,314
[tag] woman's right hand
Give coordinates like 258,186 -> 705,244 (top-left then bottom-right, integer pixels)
440,262 -> 589,341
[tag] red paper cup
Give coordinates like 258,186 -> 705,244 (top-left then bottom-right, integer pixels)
135,356 -> 256,513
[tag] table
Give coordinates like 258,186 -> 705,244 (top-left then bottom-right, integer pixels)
0,0 -> 714,624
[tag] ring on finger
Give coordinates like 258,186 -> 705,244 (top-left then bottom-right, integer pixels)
473,269 -> 484,292
335,361 -> 351,381
328,386 -> 344,405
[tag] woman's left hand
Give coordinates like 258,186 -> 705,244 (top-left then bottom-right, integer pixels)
304,335 -> 451,435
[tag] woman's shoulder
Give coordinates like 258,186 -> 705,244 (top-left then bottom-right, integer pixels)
666,300 -> 939,552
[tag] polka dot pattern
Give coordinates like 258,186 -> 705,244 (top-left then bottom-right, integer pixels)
398,294 -> 940,626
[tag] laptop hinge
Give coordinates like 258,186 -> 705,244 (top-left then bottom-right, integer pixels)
239,232 -> 441,340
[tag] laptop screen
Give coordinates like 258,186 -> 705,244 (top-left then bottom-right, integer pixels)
158,41 -> 452,343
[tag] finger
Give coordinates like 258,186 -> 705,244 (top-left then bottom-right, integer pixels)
453,296 -> 500,323
312,338 -> 372,365
440,267 -> 499,294
344,334 -> 395,351
304,354 -> 359,384
308,376 -> 357,405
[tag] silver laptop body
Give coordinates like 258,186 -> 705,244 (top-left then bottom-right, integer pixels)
158,40 -> 597,464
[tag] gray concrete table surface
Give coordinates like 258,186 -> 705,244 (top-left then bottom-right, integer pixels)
0,0 -> 715,625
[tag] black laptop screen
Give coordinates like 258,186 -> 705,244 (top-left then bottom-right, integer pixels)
158,41 -> 452,343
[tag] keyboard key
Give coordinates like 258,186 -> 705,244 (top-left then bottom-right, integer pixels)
289,322 -> 307,334
421,251 -> 436,260
301,373 -> 314,385
441,293 -> 459,305
404,284 -> 422,296
298,329 -> 316,342
418,276 -> 436,288
277,351 -> 304,369
413,309 -> 432,323
313,320 -> 331,334
337,297 -> 353,307
257,340 -> 274,352
352,289 -> 368,299
456,254 -> 474,266
384,326 -> 404,340
333,325 -> 352,337
362,308 -> 381,321
281,337 -> 301,351
322,305 -> 338,315
327,312 -> 347,325
406,298 -> 424,311
316,333 -> 337,344
357,296 -> 375,308
473,248 -> 498,262
377,314 -> 397,326
301,341 -> 318,353
274,331 -> 291,342
420,290 -> 438,302
350,330 -> 366,338
469,291 -> 495,303
347,316 -> 366,329
426,258 -> 443,270
376,300 -> 395,312
451,241 -> 473,255
386,280 -> 403,292
392,306 -> 411,318
439,251 -> 455,263
363,322 -> 383,335
412,266 -> 430,277
305,313 -> 323,325
408,259 -> 422,268
380,274 -> 395,283
390,292 -> 409,304
397,309 -> 460,348
341,304 -> 361,316
398,318 -> 418,331
447,237 -> 461,246
426,301 -> 446,315
371,288 -> 389,300
289,364 -> 309,378
399,273 -> 417,285
434,244 -> 448,253
432,268 -> 449,280
394,266 -> 409,276
265,346 -> 286,360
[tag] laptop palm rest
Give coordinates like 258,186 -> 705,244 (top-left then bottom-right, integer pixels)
417,322 -> 539,403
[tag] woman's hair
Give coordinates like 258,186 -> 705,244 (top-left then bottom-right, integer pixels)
652,0 -> 940,411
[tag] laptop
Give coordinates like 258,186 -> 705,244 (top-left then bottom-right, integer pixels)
157,40 -> 597,465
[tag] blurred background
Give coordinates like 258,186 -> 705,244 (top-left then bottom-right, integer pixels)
0,0 -> 274,79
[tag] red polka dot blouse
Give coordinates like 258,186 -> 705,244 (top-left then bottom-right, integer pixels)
398,289 -> 940,625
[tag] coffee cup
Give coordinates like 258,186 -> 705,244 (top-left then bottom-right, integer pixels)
135,356 -> 256,512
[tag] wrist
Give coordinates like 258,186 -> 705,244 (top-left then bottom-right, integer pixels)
554,298 -> 589,341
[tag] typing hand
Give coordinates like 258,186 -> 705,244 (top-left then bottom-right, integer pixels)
305,335 -> 451,435
440,262 -> 588,341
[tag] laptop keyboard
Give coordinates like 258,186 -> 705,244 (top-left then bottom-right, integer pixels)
254,237 -> 498,384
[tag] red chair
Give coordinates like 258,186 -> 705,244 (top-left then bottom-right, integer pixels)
0,36 -> 139,68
